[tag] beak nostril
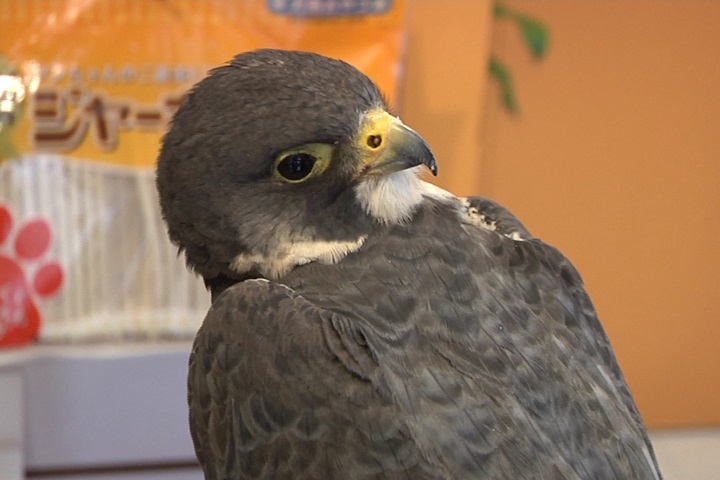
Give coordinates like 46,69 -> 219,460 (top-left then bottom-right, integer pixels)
367,134 -> 382,149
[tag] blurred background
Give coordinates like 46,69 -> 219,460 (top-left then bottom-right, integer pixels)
0,1 -> 718,478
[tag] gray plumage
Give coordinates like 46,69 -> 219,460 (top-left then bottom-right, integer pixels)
156,49 -> 662,479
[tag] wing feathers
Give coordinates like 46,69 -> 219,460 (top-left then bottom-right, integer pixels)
188,198 -> 661,479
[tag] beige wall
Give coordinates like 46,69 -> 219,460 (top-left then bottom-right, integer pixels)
401,1 -> 494,195
403,1 -> 720,428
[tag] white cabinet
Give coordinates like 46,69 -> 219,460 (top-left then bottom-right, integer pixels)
0,371 -> 23,479
0,344 -> 202,479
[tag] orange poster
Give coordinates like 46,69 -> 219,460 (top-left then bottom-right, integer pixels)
2,0 -> 405,165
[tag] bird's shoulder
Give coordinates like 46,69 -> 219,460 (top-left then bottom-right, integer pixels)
189,279 -> 432,479
295,195 -> 662,479
457,194 -> 533,240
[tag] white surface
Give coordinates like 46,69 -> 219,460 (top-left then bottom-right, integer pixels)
650,428 -> 720,480
23,344 -> 196,468
0,343 -> 197,476
0,371 -> 23,480
35,470 -> 202,480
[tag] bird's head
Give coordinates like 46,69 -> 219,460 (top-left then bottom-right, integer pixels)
156,49 -> 438,285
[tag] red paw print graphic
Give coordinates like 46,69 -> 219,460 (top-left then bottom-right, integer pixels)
0,205 -> 64,346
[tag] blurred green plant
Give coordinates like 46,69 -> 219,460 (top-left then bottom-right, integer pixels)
489,2 -> 549,113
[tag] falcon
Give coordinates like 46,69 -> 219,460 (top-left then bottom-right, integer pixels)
156,49 -> 662,479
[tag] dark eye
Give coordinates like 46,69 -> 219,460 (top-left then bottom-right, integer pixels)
276,153 -> 317,181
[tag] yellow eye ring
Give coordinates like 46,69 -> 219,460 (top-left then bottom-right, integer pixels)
272,143 -> 334,183
276,153 -> 316,181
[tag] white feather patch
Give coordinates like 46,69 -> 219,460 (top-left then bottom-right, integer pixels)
355,169 -> 454,224
230,236 -> 367,279
460,197 -> 497,231
419,182 -> 455,202
460,197 -> 526,241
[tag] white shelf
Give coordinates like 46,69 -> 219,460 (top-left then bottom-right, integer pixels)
0,343 -> 201,479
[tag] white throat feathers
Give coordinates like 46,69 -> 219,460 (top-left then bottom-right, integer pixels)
354,168 -> 452,224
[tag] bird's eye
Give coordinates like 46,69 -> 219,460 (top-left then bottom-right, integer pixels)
276,153 -> 316,181
272,143 -> 334,184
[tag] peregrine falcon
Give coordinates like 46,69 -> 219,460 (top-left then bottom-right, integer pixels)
156,49 -> 662,479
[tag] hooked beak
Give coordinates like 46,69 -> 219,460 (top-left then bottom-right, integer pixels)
355,109 -> 438,177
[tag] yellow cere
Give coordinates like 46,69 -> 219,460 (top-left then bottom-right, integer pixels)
357,109 -> 399,160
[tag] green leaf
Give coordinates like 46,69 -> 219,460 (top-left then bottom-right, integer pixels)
518,16 -> 549,59
488,56 -> 518,113
493,2 -> 549,59
493,2 -> 510,18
